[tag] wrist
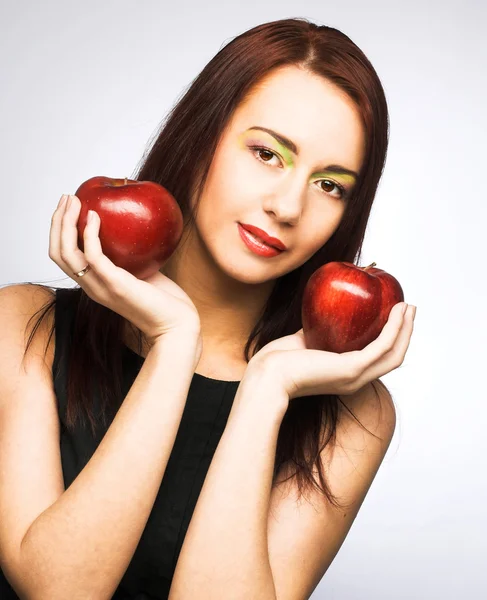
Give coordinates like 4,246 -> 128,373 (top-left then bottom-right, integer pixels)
150,329 -> 202,365
238,358 -> 290,420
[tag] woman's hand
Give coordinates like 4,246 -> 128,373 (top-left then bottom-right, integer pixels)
49,194 -> 201,348
247,302 -> 416,400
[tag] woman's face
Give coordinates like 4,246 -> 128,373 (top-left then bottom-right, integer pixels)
190,65 -> 366,284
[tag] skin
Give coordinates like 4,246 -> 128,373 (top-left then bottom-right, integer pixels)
153,66 -> 366,371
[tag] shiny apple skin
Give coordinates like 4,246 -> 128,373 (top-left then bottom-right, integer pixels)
75,176 -> 184,279
301,261 -> 405,353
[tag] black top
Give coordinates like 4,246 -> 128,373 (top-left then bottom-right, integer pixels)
0,287 -> 241,599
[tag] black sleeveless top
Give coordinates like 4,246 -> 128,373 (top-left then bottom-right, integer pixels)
0,287 -> 241,599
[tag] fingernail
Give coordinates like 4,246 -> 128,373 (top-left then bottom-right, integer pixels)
59,194 -> 67,207
403,303 -> 408,315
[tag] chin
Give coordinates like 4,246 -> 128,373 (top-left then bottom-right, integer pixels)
200,226 -> 292,283
213,250 -> 288,285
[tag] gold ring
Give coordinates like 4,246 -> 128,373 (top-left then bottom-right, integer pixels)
74,264 -> 91,277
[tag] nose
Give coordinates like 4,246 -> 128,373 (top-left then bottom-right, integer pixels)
262,176 -> 305,225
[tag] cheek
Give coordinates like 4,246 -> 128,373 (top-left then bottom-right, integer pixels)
297,213 -> 342,255
217,140 -> 269,195
300,234 -> 327,258
203,152 -> 249,209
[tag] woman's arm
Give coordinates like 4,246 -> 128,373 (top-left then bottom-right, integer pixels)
168,305 -> 415,599
19,332 -> 201,600
168,361 -> 288,600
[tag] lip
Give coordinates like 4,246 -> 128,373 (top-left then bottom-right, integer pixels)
238,223 -> 284,257
239,223 -> 287,250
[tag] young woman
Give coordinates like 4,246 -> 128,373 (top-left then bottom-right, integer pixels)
0,18 -> 416,600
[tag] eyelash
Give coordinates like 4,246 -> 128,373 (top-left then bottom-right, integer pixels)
248,145 -> 348,201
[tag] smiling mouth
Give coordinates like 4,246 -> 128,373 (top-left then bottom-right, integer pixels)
237,223 -> 285,257
238,223 -> 286,251
247,232 -> 279,250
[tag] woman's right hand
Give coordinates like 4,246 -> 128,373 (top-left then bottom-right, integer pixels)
49,194 -> 201,348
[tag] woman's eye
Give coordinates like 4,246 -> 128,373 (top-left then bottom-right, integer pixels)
318,179 -> 347,200
249,145 -> 347,200
250,146 -> 282,167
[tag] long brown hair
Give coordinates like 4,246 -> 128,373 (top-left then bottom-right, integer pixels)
15,18 -> 391,509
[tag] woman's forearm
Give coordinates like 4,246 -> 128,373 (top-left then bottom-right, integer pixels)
168,367 -> 289,600
18,332 -> 200,600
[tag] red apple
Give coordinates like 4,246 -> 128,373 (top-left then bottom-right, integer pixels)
75,175 -> 184,279
301,261 -> 405,353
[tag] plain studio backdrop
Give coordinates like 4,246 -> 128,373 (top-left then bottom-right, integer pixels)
1,1 -> 485,598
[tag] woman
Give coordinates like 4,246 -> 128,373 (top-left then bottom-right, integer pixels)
0,17 -> 416,600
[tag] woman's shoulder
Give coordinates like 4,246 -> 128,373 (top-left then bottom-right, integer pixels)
0,283 -> 57,371
0,282 -> 55,302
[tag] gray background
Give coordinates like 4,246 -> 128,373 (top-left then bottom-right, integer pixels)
1,0 -> 486,598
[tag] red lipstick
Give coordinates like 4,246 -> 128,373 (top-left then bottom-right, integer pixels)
239,223 -> 287,251
238,224 -> 282,257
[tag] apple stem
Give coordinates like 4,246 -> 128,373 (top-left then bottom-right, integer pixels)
364,262 -> 377,269
125,177 -> 128,185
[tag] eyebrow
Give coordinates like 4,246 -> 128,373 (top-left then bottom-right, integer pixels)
247,126 -> 360,180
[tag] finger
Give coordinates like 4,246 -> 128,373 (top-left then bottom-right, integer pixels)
384,303 -> 416,368
352,304 -> 416,390
355,302 -> 408,371
49,194 -> 69,265
58,195 -> 105,293
60,195 -> 94,275
82,208 -> 131,294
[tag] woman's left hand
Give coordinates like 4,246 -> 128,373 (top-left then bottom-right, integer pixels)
247,302 -> 416,400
